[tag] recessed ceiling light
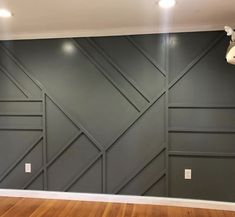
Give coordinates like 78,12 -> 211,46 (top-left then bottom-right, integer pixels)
0,9 -> 12,18
158,0 -> 176,8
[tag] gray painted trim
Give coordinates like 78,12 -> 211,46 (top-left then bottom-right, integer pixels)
87,38 -> 151,103
169,104 -> 235,109
125,36 -> 166,77
168,33 -> 225,90
102,152 -> 106,193
45,94 -> 104,152
165,33 -> 170,196
140,170 -> 166,196
0,99 -> 42,102
113,145 -> 166,194
71,38 -> 141,112
42,91 -> 48,190
169,127 -> 235,133
0,113 -> 42,116
106,90 -> 166,151
169,151 -> 235,158
22,171 -> 43,189
0,65 -> 31,98
63,153 -> 102,191
0,127 -> 43,131
0,43 -> 44,90
22,132 -> 83,189
47,132 -> 83,167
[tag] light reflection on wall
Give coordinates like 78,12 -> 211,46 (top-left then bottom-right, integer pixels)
62,41 -> 76,55
169,35 -> 178,48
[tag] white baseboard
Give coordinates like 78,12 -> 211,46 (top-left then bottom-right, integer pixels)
0,189 -> 234,212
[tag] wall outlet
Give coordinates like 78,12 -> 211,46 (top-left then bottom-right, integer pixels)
25,163 -> 31,173
184,169 -> 192,180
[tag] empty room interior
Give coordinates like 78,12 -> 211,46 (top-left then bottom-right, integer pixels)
0,0 -> 235,216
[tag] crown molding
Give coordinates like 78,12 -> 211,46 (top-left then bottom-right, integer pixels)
0,24 -> 233,41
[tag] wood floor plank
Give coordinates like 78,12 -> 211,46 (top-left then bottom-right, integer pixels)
0,197 -> 20,216
28,199 -> 58,217
78,201 -> 101,217
150,205 -> 168,217
56,201 -> 82,217
0,198 -> 44,217
104,203 -> 124,217
0,197 -> 234,217
132,204 -> 147,217
85,202 -> 106,217
223,210 -> 235,217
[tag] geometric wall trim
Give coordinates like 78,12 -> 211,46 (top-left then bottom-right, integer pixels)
0,30 -> 235,202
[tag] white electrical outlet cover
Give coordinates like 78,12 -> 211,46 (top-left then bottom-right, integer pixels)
184,169 -> 192,180
25,163 -> 31,173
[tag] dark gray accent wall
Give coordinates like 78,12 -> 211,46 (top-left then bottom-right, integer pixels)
0,30 -> 235,202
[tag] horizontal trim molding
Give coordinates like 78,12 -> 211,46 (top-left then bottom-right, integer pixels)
169,151 -> 235,158
169,128 -> 235,134
0,127 -> 43,131
0,190 -> 234,211
169,104 -> 235,109
0,99 -> 42,102
0,113 -> 43,116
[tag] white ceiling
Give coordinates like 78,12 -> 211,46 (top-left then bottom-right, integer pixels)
0,0 -> 235,40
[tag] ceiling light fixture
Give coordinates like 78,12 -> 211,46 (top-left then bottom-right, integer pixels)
158,0 -> 176,8
0,9 -> 12,18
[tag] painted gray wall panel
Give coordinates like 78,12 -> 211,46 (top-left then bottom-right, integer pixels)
46,96 -> 80,161
0,131 -> 41,177
74,38 -> 148,110
47,135 -> 99,191
0,141 -> 42,189
170,156 -> 235,202
130,34 -> 167,72
169,108 -> 235,129
2,39 -> 138,147
0,48 -> 42,98
144,177 -> 166,197
0,101 -> 42,113
68,159 -> 102,193
170,133 -> 235,153
0,30 -> 234,202
168,31 -> 220,82
119,151 -> 165,195
107,97 -> 165,193
93,36 -> 165,99
0,70 -> 26,98
169,37 -> 235,104
0,116 -> 42,128
27,174 -> 44,191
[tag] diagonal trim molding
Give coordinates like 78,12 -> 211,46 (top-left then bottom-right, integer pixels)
113,145 -> 166,194
126,36 -> 166,77
87,38 -> 152,103
168,33 -> 225,90
71,38 -> 141,112
0,65 -> 31,98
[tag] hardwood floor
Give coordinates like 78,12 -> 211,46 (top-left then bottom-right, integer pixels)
0,196 -> 234,217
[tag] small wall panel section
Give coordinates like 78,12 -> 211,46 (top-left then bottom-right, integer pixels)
169,156 -> 235,202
